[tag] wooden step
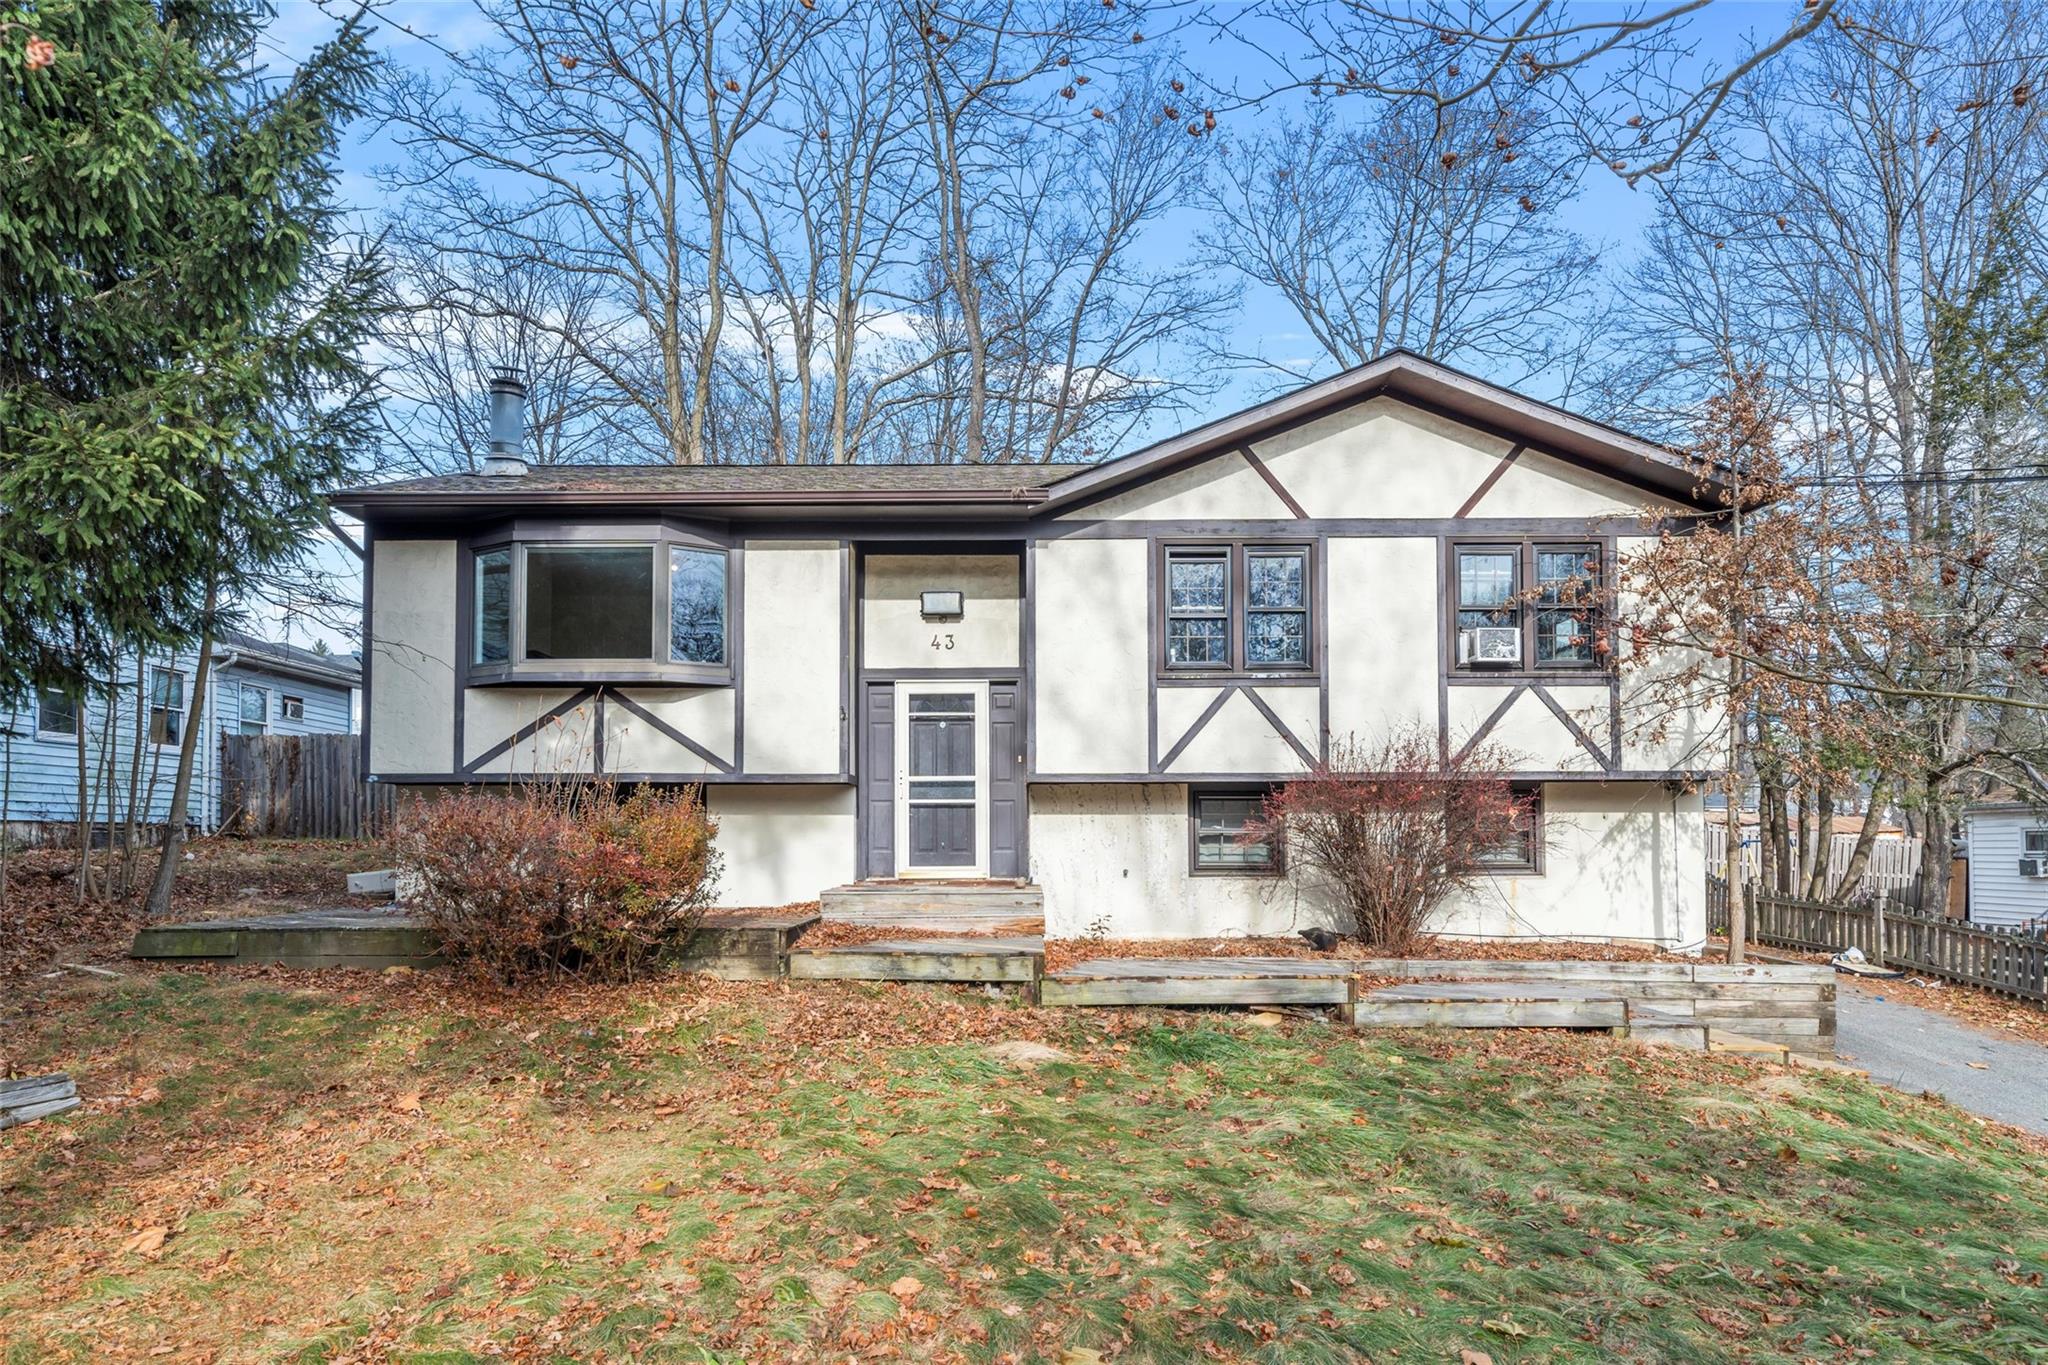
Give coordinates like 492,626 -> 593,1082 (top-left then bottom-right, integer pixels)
820,881 -> 1046,931
1040,957 -> 1355,1008
1351,981 -> 1627,1031
787,937 -> 1041,985
676,908 -> 820,981
1625,1006 -> 1710,1051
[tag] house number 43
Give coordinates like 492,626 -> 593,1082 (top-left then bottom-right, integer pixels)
930,633 -> 955,651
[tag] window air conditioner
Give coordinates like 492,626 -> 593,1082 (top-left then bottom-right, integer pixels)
2019,856 -> 2048,878
1457,626 -> 1521,667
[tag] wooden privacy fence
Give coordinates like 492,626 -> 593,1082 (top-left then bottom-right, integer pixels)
1708,876 -> 2047,1005
220,733 -> 395,839
1705,824 -> 1923,902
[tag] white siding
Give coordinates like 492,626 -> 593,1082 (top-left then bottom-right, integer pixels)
1033,538 -> 1149,774
369,539 -> 458,775
1964,809 -> 2048,929
739,540 -> 846,775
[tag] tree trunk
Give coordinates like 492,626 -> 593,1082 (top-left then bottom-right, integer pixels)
1832,780 -> 1888,904
73,690 -> 91,904
1802,784 -> 1836,901
145,597 -> 216,920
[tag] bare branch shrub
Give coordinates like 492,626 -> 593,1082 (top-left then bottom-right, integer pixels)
1247,727 -> 1529,950
393,780 -> 721,983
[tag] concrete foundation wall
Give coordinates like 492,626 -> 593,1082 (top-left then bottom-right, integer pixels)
1029,780 -> 1704,946
707,784 -> 857,909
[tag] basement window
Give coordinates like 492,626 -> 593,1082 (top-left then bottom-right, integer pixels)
1189,789 -> 1281,875
1470,785 -> 1544,875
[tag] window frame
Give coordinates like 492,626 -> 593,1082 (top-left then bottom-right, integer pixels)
2024,829 -> 2048,858
1187,786 -> 1284,877
1468,783 -> 1545,876
463,524 -> 735,687
35,688 -> 80,741
237,682 -> 271,736
148,667 -> 186,747
1159,541 -> 1315,678
1448,539 -> 1608,675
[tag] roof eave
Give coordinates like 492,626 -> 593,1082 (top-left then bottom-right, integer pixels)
331,486 -> 1054,521
1035,351 -> 1731,516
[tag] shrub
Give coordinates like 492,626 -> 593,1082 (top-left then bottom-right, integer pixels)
392,780 -> 721,983
1246,728 -> 1532,951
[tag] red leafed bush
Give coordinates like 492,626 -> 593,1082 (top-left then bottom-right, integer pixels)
1246,727 -> 1530,951
392,780 -> 721,983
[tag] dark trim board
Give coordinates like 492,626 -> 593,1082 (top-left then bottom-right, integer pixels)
1045,516 -> 1671,542
1023,770 -> 1711,784
371,771 -> 854,786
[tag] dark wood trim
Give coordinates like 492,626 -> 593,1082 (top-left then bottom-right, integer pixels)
1156,538 -> 1316,679
360,524 -> 375,779
1315,532 -> 1331,761
592,687 -> 607,774
1187,784 -> 1285,878
1452,684 -> 1527,764
1050,516 -> 1666,542
1157,674 -> 1317,687
1443,535 -> 1614,678
370,771 -> 853,785
462,687 -> 599,774
1529,683 -> 1612,771
840,542 -> 853,779
731,538 -> 748,770
1023,769 -> 1715,784
1156,686 -> 1236,771
1024,541 -> 1039,780
605,688 -> 735,774
859,667 -> 1025,681
1237,686 -> 1318,768
1238,445 -> 1308,519
1454,443 -> 1526,518
1145,543 -> 1159,774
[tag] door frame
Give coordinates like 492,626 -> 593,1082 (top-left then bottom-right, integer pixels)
892,679 -> 990,878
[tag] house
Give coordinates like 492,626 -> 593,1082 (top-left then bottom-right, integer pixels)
332,353 -> 1725,946
1961,801 -> 2048,931
1,630 -> 360,844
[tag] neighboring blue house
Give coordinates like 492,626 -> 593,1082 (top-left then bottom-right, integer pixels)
0,630 -> 359,843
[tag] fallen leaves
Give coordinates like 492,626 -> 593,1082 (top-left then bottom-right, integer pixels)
119,1226 -> 170,1259
888,1274 -> 924,1300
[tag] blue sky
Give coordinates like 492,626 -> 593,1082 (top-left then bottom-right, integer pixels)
256,0 -> 1783,651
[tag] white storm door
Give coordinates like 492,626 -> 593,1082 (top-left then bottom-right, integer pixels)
893,682 -> 989,877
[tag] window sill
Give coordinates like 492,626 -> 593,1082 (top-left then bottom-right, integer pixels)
467,664 -> 734,689
1159,669 -> 1319,684
1189,865 -> 1285,878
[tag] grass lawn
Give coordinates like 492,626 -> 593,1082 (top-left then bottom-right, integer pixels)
3,968 -> 2044,1363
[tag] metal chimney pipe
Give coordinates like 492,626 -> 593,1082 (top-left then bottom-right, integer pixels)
483,368 -> 528,476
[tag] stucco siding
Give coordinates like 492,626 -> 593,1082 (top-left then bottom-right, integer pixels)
605,687 -> 735,775
1032,783 -> 1339,938
707,784 -> 856,908
1447,684 -> 1608,773
1466,445 -> 1660,518
462,687 -> 591,775
1963,809 -> 2048,929
1056,449 -> 1292,522
1157,686 -> 1315,775
862,553 -> 1019,671
1325,537 -> 1437,749
1033,537 -> 1149,774
1031,780 -> 1702,947
370,539 -> 458,775
1434,783 -> 1704,947
740,540 -> 845,775
1252,398 -> 1509,518
1614,535 -> 1725,773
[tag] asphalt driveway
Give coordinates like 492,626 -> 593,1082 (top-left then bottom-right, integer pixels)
1834,981 -> 2048,1136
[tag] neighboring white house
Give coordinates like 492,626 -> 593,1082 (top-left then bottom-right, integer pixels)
1962,802 -> 2048,930
334,351 -> 1726,947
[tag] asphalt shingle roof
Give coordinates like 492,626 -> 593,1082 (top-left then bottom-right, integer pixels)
342,461 -> 1100,498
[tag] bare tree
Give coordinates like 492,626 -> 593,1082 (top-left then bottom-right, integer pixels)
379,0 -> 829,464
1201,80 -> 1599,387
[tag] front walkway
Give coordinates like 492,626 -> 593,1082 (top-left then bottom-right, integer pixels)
1835,982 -> 2048,1135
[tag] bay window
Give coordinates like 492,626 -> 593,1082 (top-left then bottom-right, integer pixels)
467,531 -> 732,682
1162,542 -> 1313,674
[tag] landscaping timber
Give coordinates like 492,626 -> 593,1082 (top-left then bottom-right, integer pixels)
1040,958 -> 1356,1009
1,1073 -> 80,1130
130,909 -> 441,970
786,937 -> 1041,986
676,908 -> 820,981
1351,981 -> 1628,1031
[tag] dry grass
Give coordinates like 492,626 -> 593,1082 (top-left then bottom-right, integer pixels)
4,965 -> 2045,1362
